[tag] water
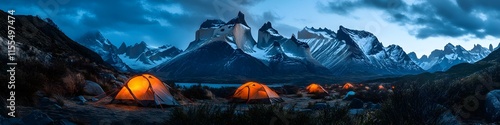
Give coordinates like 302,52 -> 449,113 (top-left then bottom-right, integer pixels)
176,83 -> 289,88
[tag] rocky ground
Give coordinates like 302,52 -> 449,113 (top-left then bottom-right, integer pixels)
1,90 -> 378,125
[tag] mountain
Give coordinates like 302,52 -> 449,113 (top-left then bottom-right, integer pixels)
76,31 -> 133,72
0,10 -> 122,105
116,41 -> 182,72
297,26 -> 424,79
366,44 -> 500,121
409,43 -> 492,72
152,12 -> 331,82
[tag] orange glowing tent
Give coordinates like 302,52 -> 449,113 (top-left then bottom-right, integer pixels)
112,74 -> 179,106
342,83 -> 354,90
231,82 -> 283,104
306,83 -> 328,95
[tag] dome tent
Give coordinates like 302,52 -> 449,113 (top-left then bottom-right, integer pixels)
231,82 -> 283,104
306,83 -> 328,95
112,74 -> 179,106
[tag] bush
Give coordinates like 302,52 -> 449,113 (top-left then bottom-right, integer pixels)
168,104 -> 241,125
167,103 -> 361,125
374,86 -> 448,124
182,85 -> 211,100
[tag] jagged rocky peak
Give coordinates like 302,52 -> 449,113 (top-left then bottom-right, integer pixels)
471,44 -> 485,51
408,52 -> 418,60
200,19 -> 226,29
117,42 -> 127,54
226,11 -> 249,27
259,21 -> 274,31
290,34 -> 309,49
489,44 -> 494,51
444,42 -> 454,49
77,30 -> 110,46
297,26 -> 337,39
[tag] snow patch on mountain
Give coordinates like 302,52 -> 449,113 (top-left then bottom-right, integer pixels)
409,43 -> 495,72
76,31 -> 133,72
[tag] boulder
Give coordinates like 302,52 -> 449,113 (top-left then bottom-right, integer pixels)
486,90 -> 500,121
58,119 -> 77,125
437,111 -> 459,125
37,97 -> 61,109
100,73 -> 117,81
343,91 -> 356,100
76,96 -> 87,103
204,89 -> 216,100
363,102 -> 381,109
1,117 -> 23,125
312,102 -> 328,110
21,110 -> 53,125
349,98 -> 364,109
83,80 -> 105,97
348,109 -> 365,116
75,96 -> 86,105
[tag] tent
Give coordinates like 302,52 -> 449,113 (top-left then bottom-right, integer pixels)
306,83 -> 328,95
113,74 -> 179,106
231,82 -> 283,104
342,83 -> 355,90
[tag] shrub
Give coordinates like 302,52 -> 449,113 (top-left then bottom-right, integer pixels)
167,103 -> 360,125
168,104 -> 240,125
182,85 -> 211,100
374,86 -> 448,124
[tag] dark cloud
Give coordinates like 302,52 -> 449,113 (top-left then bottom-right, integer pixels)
0,0 -> 271,49
318,0 -> 406,15
319,0 -> 500,39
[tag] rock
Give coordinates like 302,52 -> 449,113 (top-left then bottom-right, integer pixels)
76,96 -> 87,103
349,98 -> 364,109
35,91 -> 46,97
83,80 -> 105,97
364,102 -> 380,109
486,90 -> 500,121
348,109 -> 365,116
58,119 -> 77,125
312,102 -> 328,110
91,97 -> 99,102
343,91 -> 356,100
21,110 -> 53,125
100,73 -> 117,81
369,103 -> 381,109
437,111 -> 459,125
324,96 -> 333,100
1,117 -> 23,125
330,92 -> 340,99
37,97 -> 58,108
204,89 -> 216,100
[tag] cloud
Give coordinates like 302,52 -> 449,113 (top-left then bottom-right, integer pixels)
319,0 -> 500,39
0,0 -> 269,49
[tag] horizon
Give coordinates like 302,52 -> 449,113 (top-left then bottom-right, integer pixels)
1,0 -> 499,57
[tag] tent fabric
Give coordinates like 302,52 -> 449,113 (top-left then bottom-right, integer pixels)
342,83 -> 354,90
231,82 -> 283,104
114,74 -> 179,106
306,83 -> 328,94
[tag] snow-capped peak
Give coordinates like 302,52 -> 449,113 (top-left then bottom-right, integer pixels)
77,31 -> 112,47
298,27 -> 336,39
200,19 -> 226,29
411,43 -> 492,72
259,21 -> 280,36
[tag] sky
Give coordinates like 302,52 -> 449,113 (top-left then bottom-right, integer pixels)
1,0 -> 499,57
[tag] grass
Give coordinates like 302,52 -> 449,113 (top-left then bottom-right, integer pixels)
168,103 -> 364,125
